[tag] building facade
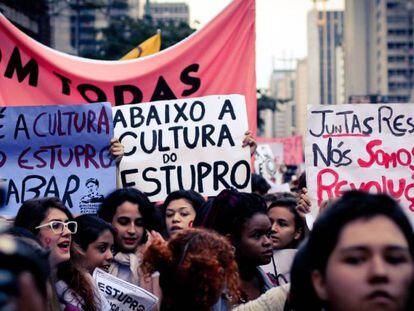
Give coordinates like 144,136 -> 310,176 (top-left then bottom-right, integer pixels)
308,10 -> 344,106
145,2 -> 189,25
0,0 -> 51,45
295,59 -> 309,137
49,0 -> 143,56
262,69 -> 296,138
345,0 -> 414,103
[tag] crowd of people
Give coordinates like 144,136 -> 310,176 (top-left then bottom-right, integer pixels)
0,138 -> 413,311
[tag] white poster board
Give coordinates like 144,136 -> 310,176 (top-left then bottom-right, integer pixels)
93,268 -> 158,311
113,95 -> 251,201
306,104 -> 414,225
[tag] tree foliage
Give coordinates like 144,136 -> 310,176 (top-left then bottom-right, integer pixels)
88,16 -> 195,60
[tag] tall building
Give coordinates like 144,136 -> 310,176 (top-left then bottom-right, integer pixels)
50,0 -> 143,56
0,0 -> 51,45
307,10 -> 344,106
295,59 -> 309,137
262,69 -> 296,138
145,2 -> 189,25
345,0 -> 414,103
335,45 -> 345,104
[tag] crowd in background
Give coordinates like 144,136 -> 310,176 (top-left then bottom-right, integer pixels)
0,138 -> 413,311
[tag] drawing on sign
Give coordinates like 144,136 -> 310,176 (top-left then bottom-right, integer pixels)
0,103 -> 116,216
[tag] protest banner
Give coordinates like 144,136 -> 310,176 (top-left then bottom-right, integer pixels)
0,103 -> 116,216
0,0 -> 257,133
113,94 -> 251,202
93,268 -> 158,311
305,103 -> 414,225
257,136 -> 303,165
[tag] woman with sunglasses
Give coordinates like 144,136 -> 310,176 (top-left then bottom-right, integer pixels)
14,197 -> 109,311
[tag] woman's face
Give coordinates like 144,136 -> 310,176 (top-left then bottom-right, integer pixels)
312,215 -> 414,311
111,201 -> 144,253
37,208 -> 72,267
237,213 -> 273,266
83,229 -> 114,273
165,198 -> 196,236
268,206 -> 301,249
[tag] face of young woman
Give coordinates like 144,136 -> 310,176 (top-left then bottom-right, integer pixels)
237,213 -> 273,266
268,206 -> 301,249
312,216 -> 414,311
165,198 -> 196,236
37,208 -> 72,267
83,229 -> 114,273
111,201 -> 144,253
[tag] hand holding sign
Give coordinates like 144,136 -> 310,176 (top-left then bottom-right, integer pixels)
110,137 -> 124,163
243,130 -> 257,155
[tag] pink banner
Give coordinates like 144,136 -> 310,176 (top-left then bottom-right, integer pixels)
0,0 -> 256,131
257,135 -> 303,165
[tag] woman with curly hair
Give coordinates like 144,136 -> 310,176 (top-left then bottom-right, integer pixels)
142,228 -> 240,311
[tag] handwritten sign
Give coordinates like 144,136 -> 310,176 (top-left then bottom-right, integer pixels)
93,268 -> 158,311
305,104 -> 414,224
113,95 -> 251,201
0,103 -> 116,216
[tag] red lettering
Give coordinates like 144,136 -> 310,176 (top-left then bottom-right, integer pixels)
317,168 -> 339,206
357,139 -> 414,171
357,139 -> 382,168
18,147 -> 34,169
316,169 -> 414,214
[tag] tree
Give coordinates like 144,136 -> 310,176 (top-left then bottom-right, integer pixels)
256,89 -> 291,135
90,16 -> 195,60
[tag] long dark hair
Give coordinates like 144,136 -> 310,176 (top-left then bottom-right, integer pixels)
14,197 -> 98,311
14,197 -> 73,235
98,188 -> 155,245
162,190 -> 205,236
289,190 -> 414,311
268,197 -> 305,248
201,189 -> 268,239
73,214 -> 115,252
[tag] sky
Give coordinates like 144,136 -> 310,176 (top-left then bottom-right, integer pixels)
153,0 -> 344,88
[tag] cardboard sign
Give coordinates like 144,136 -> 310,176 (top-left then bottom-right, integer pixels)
113,95 -> 251,201
93,268 -> 158,311
0,103 -> 115,216
306,104 -> 414,224
0,0 -> 257,132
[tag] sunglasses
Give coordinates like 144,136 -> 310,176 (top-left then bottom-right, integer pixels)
35,221 -> 78,234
